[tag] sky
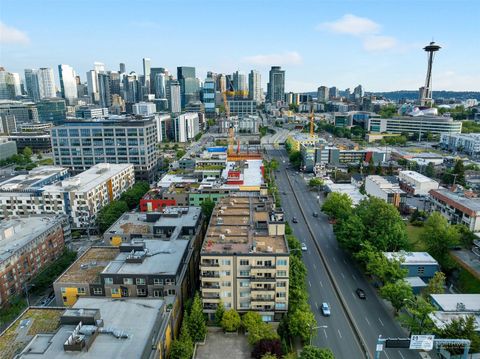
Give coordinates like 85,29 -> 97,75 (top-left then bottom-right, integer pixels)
1,0 -> 479,93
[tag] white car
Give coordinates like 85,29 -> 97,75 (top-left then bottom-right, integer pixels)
301,243 -> 307,251
321,302 -> 331,316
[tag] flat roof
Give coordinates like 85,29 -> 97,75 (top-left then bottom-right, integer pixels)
0,166 -> 67,191
404,276 -> 427,287
202,196 -> 288,255
324,181 -> 366,205
430,189 -> 480,215
158,174 -> 197,188
429,311 -> 480,331
42,163 -> 133,194
399,170 -> 436,183
102,239 -> 189,276
0,215 -> 65,263
16,297 -> 165,359
55,247 -> 118,284
430,294 -> 480,312
383,251 -> 438,266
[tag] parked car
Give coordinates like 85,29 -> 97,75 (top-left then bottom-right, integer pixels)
355,288 -> 366,299
321,302 -> 331,316
301,243 -> 307,251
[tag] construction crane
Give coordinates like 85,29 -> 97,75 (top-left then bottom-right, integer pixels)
309,102 -> 315,138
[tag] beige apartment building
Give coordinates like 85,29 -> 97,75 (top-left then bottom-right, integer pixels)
200,195 -> 289,322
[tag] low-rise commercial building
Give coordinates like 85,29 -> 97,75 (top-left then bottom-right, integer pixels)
133,101 -> 156,116
365,175 -> 406,208
200,196 -> 289,322
439,133 -> 480,156
398,170 -> 439,196
8,297 -> 175,359
227,99 -> 257,116
366,115 -> 462,136
429,189 -> 480,232
429,294 -> 480,332
323,180 -> 367,206
74,105 -> 108,119
0,138 -> 17,160
7,132 -> 52,153
0,214 -> 69,306
383,252 -> 439,280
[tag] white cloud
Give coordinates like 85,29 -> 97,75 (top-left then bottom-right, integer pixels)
317,14 -> 380,36
242,51 -> 302,66
362,35 -> 397,51
0,22 -> 29,44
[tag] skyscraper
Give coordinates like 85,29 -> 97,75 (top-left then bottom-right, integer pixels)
267,66 -> 285,103
328,86 -> 339,99
317,86 -> 329,103
25,69 -> 41,102
150,67 -> 166,98
97,73 -> 111,108
119,63 -> 126,74
203,77 -> 216,117
177,66 -> 199,108
37,68 -> 56,98
353,85 -> 363,100
217,74 -> 226,94
86,70 -> 99,103
11,73 -> 22,97
248,70 -> 262,103
58,64 -> 77,104
233,71 -> 248,98
143,58 -> 151,93
109,71 -> 121,96
168,80 -> 181,114
94,62 -> 105,73
123,72 -> 140,104
154,73 -> 166,99
0,69 -> 16,100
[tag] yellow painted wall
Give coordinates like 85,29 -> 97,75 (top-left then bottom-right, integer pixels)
110,236 -> 122,246
63,287 -> 79,306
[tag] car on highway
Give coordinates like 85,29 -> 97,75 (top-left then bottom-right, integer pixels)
282,191 -> 287,195
355,288 -> 366,299
321,302 -> 331,316
292,217 -> 298,223
301,243 -> 307,251
313,212 -> 318,217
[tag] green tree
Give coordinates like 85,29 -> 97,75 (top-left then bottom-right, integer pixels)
367,158 -> 375,175
221,309 -> 241,332
453,159 -> 465,185
242,311 -> 263,332
321,192 -> 353,222
365,250 -> 407,284
299,345 -> 335,359
200,198 -> 216,220
289,255 -> 308,308
288,302 -> 317,342
423,212 -> 460,270
97,200 -> 129,233
379,105 -> 397,118
380,280 -> 413,313
335,215 -> 365,253
399,297 -> 435,335
120,181 -> 150,209
426,271 -> 446,296
425,162 -> 435,178
260,354 -> 278,359
170,312 -> 194,359
214,300 -> 225,326
436,315 -> 480,353
289,151 -> 302,169
308,178 -> 324,188
247,322 -> 279,346
189,293 -> 207,342
23,146 -> 33,159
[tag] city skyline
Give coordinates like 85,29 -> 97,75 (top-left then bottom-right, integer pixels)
1,0 -> 479,92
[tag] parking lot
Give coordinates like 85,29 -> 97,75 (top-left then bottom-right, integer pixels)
195,328 -> 250,359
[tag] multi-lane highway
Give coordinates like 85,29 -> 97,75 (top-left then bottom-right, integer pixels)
267,147 -> 419,359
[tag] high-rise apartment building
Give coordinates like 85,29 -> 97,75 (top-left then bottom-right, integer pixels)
86,70 -> 98,102
119,62 -> 126,74
248,70 -> 262,103
94,61 -> 105,73
123,72 -> 140,104
200,196 -> 289,321
329,86 -> 339,99
50,116 -> 160,181
97,73 -> 111,108
11,73 -> 22,97
233,71 -> 248,98
143,57 -> 151,92
177,66 -> 199,108
37,68 -> 56,99
173,113 -> 200,142
108,71 -> 121,96
150,67 -> 166,98
203,77 -> 216,116
0,69 -> 16,100
24,69 -> 41,102
353,85 -> 363,100
58,64 -> 77,104
217,74 -> 226,94
317,86 -> 329,103
168,80 -> 181,114
267,66 -> 285,104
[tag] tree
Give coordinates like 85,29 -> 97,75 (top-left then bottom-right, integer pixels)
375,163 -> 383,175
200,198 -> 216,220
425,271 -> 446,296
299,345 -> 335,359
261,355 -> 279,359
221,309 -> 241,332
435,315 -> 480,353
288,302 -> 317,342
120,181 -> 150,209
247,321 -> 279,346
288,255 -> 308,309
214,300 -> 225,326
308,178 -> 324,188
380,280 -> 413,313
423,212 -> 460,270
425,162 -> 435,178
379,105 -> 397,118
97,200 -> 129,233
289,151 -> 302,169
242,311 -> 263,332
367,158 -> 375,175
365,250 -> 407,284
23,146 -> 33,159
399,297 -> 435,335
170,312 -> 194,359
321,192 -> 353,222
453,159 -> 465,186
189,293 -> 206,342
251,338 -> 283,359
335,215 -> 365,253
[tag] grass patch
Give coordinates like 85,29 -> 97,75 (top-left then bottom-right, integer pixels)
457,268 -> 480,293
406,224 -> 427,251
36,158 -> 54,165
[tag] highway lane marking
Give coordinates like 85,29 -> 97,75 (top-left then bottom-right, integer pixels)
340,272 -> 345,279
378,317 -> 384,327
313,263 -> 317,270
337,329 -> 342,339
332,257 -> 336,263
323,329 -> 328,339
365,317 -> 371,326
308,280 -> 312,287
352,274 -> 357,281
315,301 -> 318,309
398,351 -> 405,359
319,281 -> 323,288
384,351 -> 391,359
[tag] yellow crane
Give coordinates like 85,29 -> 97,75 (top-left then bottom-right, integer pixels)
310,103 -> 315,138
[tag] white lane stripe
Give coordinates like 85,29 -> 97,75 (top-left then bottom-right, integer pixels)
365,317 -> 371,326
398,351 -> 405,359
313,263 -> 317,270
323,328 -> 328,339
315,301 -> 318,309
332,257 -> 337,263
352,274 -> 357,281
378,317 -> 384,327
319,281 -> 323,288
337,329 -> 342,339
308,280 -> 312,287
340,272 -> 345,279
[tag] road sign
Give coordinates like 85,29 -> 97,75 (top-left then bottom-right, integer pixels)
409,335 -> 435,351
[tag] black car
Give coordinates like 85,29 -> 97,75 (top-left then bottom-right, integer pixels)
292,217 -> 298,223
313,212 -> 318,217
355,288 -> 366,299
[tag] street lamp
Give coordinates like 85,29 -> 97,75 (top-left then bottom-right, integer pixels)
307,323 -> 328,346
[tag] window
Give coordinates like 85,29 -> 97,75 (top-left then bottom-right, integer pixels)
277,259 -> 287,266
417,266 -> 425,275
256,261 -> 263,266
153,278 -> 163,285
222,291 -> 232,298
276,292 -> 286,298
111,288 -> 119,295
275,303 -> 286,310
239,270 -> 250,277
93,288 -> 103,295
240,291 -> 250,298
277,281 -> 287,288
240,281 -> 250,288
136,278 -> 146,285
137,288 -> 147,296
104,277 -> 113,285
239,302 -> 250,309
153,290 -> 161,297
240,260 -> 249,266
277,271 -> 287,277
77,287 -> 86,295
221,259 -> 231,266
167,289 -> 176,295
220,271 -> 231,276
123,278 -> 133,285
221,281 -> 231,287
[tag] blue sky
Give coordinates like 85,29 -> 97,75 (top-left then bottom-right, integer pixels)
1,0 -> 479,92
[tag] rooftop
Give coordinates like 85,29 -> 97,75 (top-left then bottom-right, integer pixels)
383,251 -> 438,266
399,170 -> 436,184
42,163 -> 133,194
55,247 -> 118,284
158,174 -> 197,188
0,166 -> 68,192
429,311 -> 480,332
15,297 -> 166,359
102,239 -> 189,276
430,294 -> 480,312
0,215 -> 66,263
366,175 -> 405,194
202,196 -> 288,255
429,188 -> 480,215
324,180 -> 366,205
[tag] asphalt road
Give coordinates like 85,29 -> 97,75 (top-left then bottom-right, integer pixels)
268,148 -> 420,359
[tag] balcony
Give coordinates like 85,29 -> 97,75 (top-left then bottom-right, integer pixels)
202,284 -> 220,290
201,260 -> 219,267
203,293 -> 220,299
251,296 -> 274,302
203,303 -> 218,310
251,286 -> 275,291
251,265 -> 276,269
250,276 -> 276,282
201,271 -> 220,278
